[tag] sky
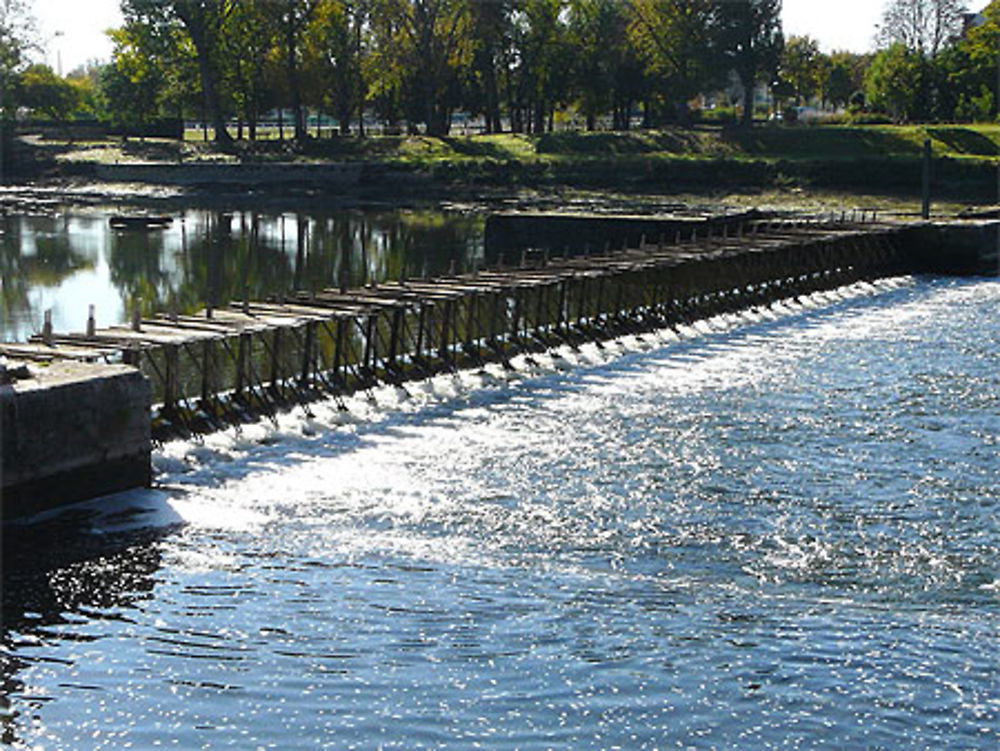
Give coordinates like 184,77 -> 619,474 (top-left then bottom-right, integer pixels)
27,0 -> 979,76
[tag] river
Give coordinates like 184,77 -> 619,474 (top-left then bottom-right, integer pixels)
0,206 -> 483,342
1,208 -> 998,749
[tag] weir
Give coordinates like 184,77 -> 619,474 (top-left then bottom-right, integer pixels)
1,213 -> 997,519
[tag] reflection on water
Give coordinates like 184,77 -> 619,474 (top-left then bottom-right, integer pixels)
2,277 -> 998,749
0,208 -> 484,342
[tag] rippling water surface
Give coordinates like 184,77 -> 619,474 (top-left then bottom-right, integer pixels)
3,277 -> 999,749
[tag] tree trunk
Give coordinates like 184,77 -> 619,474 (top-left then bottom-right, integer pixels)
356,19 -> 365,138
178,9 -> 231,144
483,55 -> 501,133
286,16 -> 307,141
533,99 -> 545,135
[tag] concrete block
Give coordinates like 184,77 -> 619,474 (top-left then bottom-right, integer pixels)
1,360 -> 151,520
899,220 -> 1000,276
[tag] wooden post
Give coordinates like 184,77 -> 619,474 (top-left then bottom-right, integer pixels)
301,321 -> 316,385
510,289 -> 522,343
165,344 -> 179,413
388,308 -> 403,370
86,305 -> 96,337
534,285 -> 546,333
439,300 -> 452,364
201,339 -> 215,406
271,328 -> 283,395
236,332 -> 250,399
43,309 -> 53,345
488,292 -> 501,350
363,314 -> 375,376
575,277 -> 587,325
415,304 -> 427,358
922,138 -> 932,220
334,318 -> 346,385
464,295 -> 478,356
555,279 -> 567,335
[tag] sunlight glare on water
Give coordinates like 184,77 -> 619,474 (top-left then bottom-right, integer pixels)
2,276 -> 998,750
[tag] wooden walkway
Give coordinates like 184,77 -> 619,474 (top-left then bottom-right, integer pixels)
1,216 -> 909,441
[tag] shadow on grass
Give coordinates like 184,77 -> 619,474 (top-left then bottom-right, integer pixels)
927,127 -> 1000,157
723,126 -> 926,160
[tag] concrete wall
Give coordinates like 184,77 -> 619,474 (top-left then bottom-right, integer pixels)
899,220 -> 1000,276
1,362 -> 151,521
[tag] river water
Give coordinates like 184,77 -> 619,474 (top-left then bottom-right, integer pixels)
0,207 -> 483,342
2,267 -> 998,749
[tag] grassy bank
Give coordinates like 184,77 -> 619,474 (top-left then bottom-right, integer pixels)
25,123 -> 1000,204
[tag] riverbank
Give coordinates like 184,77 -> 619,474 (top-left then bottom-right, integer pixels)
8,124 -> 1000,211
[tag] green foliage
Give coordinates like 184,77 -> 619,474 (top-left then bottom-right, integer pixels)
693,105 -> 738,125
101,24 -> 170,128
823,52 -> 868,110
84,0 -> 1000,138
712,0 -> 783,125
304,0 -> 363,134
864,43 -> 925,123
627,0 -> 717,120
1,0 -> 34,125
781,35 -> 823,105
368,0 -> 475,136
19,64 -> 81,123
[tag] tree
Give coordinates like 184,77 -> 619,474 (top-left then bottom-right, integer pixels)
305,0 -> 366,136
711,0 -> 784,126
627,0 -> 717,123
567,0 -> 624,131
18,64 -> 80,124
1,0 -> 34,153
369,0 -> 475,136
0,0 -> 31,82
780,35 -> 822,106
276,0 -> 321,141
941,0 -> 1000,121
101,24 -> 169,130
865,42 -> 925,122
514,0 -> 570,134
66,66 -> 104,120
122,0 -> 236,143
225,0 -> 279,140
876,0 -> 967,58
822,51 -> 869,110
468,0 -> 512,134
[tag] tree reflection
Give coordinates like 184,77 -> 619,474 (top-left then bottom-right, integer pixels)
6,208 -> 484,335
108,225 -> 176,317
0,215 -> 96,330
159,209 -> 483,312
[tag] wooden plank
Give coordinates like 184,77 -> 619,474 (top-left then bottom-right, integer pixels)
0,343 -> 114,361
